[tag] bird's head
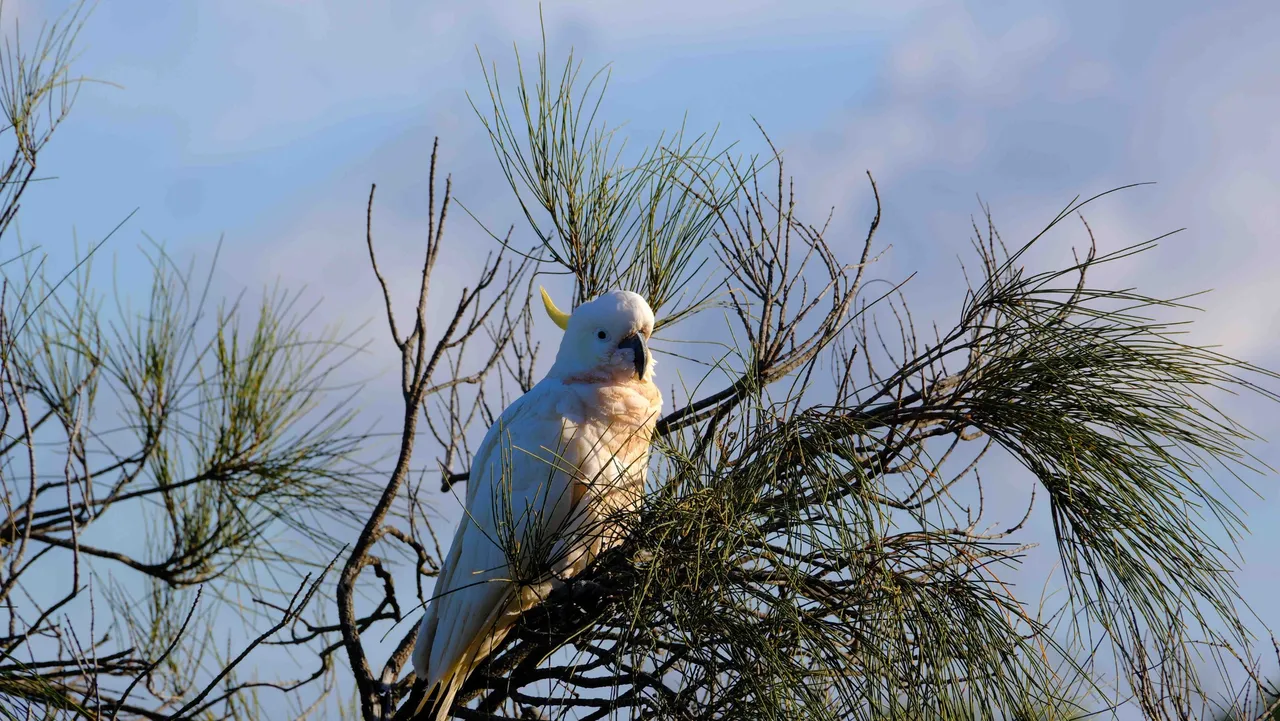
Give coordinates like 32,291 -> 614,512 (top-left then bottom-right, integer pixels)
542,287 -> 656,383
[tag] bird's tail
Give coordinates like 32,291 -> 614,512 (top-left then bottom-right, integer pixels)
412,581 -> 555,718
413,615 -> 518,720
413,667 -> 468,721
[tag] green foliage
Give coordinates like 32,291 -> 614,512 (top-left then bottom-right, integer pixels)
473,28 -> 736,327
1,240 -> 369,717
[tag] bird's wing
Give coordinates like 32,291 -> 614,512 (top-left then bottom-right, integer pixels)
413,379 -> 584,688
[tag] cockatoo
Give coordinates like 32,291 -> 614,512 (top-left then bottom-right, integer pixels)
411,287 -> 662,720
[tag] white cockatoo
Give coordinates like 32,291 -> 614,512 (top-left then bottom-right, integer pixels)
411,287 -> 662,719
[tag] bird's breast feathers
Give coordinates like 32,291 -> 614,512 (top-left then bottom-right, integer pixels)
476,375 -> 662,526
556,376 -> 660,471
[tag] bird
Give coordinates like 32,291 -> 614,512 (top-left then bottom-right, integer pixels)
411,287 -> 663,720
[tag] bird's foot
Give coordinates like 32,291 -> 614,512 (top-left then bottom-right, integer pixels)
567,579 -> 614,613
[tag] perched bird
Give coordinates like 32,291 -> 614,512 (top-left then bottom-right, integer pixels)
411,287 -> 662,720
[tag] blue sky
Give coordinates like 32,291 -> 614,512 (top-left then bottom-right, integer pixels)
13,0 -> 1280,717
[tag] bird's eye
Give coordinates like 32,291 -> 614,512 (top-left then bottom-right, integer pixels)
596,329 -> 609,341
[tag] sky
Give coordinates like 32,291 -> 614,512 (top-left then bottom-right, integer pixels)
10,0 -> 1280,717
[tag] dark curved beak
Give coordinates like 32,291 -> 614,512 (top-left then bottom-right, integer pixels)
618,333 -> 647,380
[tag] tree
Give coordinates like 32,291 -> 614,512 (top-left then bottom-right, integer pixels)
6,10 -> 1280,721
0,8 -> 373,719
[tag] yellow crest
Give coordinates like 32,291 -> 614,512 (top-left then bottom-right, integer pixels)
539,286 -> 570,330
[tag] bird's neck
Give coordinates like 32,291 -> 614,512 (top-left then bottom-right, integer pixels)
556,368 -> 633,385
550,358 -> 653,385
558,375 -> 663,432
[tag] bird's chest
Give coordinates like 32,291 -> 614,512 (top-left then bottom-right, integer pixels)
551,380 -> 662,498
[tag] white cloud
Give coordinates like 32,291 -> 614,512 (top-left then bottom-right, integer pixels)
51,1 -> 943,157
